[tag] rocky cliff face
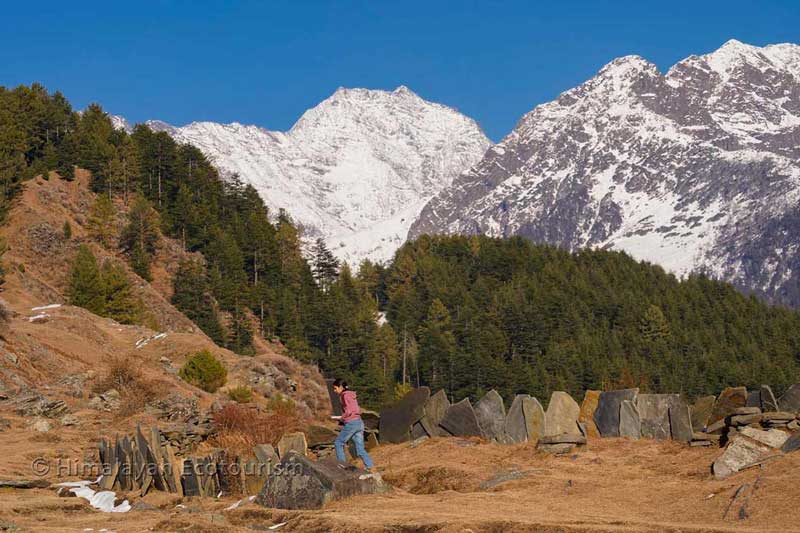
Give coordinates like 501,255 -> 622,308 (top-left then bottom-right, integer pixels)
411,40 -> 800,305
134,87 -> 491,265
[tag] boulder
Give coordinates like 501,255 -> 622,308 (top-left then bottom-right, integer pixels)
594,389 -> 638,437
419,389 -> 449,437
779,384 -> 800,414
781,432 -> 800,453
578,390 -> 601,439
306,425 -> 339,448
277,432 -> 308,458
738,427 -> 790,449
439,399 -> 484,438
712,436 -> 774,480
709,387 -> 747,425
689,396 -> 715,431
503,394 -> 544,444
473,390 -> 506,441
253,444 -> 277,465
543,391 -> 580,437
668,401 -> 694,443
619,400 -> 641,439
256,453 -> 388,509
637,394 -> 679,440
379,387 -> 430,444
759,385 -> 779,412
361,410 -> 380,431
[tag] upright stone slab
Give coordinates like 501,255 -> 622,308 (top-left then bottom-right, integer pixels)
504,395 -> 530,443
253,444 -> 277,465
668,400 -> 693,443
594,389 -> 638,438
709,387 -> 747,425
277,432 -> 308,458
306,425 -> 339,448
521,396 -> 545,444
760,385 -> 779,412
619,400 -> 641,440
182,458 -> 202,497
637,394 -> 679,440
379,387 -> 430,444
361,410 -> 380,431
474,390 -> 506,441
256,453 -> 388,509
326,379 -> 343,416
689,396 -> 715,431
419,389 -> 449,437
746,390 -> 761,408
439,399 -> 484,438
544,391 -> 581,437
778,384 -> 800,414
579,390 -> 601,439
781,431 -> 800,453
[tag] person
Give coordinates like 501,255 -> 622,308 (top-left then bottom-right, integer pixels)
331,378 -> 375,472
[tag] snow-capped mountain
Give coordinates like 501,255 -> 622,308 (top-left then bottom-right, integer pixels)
410,40 -> 800,306
127,87 -> 490,264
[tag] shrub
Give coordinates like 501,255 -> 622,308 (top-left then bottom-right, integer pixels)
179,350 -> 227,393
210,396 -> 303,455
94,357 -> 158,416
227,385 -> 254,403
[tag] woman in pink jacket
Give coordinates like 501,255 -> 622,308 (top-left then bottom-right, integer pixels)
332,379 -> 375,471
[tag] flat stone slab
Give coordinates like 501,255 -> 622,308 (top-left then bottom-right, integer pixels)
730,413 -> 763,426
669,401 -> 694,443
712,436 -> 774,480
256,453 -> 388,509
579,390 -> 601,439
689,396 -> 715,432
594,389 -> 638,437
0,479 -> 50,489
277,432 -> 308,458
419,389 -> 449,437
733,407 -> 761,415
710,387 -> 747,425
779,384 -> 800,414
781,432 -> 800,453
474,390 -> 506,441
439,399 -> 484,438
637,394 -> 679,440
306,425 -> 339,448
619,400 -> 641,440
738,427 -> 790,449
538,433 -> 586,445
762,411 -> 797,422
379,387 -> 430,444
544,391 -> 580,437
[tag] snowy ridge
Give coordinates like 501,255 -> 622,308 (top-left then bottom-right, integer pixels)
122,87 -> 490,265
411,40 -> 800,306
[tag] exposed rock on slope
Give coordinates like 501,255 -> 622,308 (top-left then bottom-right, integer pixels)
411,40 -> 800,306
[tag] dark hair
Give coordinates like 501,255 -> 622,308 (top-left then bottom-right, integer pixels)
332,378 -> 348,390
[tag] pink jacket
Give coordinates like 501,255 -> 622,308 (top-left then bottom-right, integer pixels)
339,390 -> 361,423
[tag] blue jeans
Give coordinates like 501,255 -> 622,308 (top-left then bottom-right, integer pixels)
335,419 -> 374,469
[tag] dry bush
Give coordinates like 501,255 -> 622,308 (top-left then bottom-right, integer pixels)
210,398 -> 305,456
93,356 -> 161,416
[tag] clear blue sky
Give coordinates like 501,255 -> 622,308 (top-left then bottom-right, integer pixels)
2,1 -> 798,141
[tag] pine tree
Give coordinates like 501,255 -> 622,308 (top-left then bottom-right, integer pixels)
311,237 -> 339,291
87,195 -> 117,247
417,298 -> 457,393
67,244 -> 105,315
171,258 -> 226,345
120,196 -> 160,281
640,304 -> 670,341
227,306 -> 255,355
100,259 -> 141,324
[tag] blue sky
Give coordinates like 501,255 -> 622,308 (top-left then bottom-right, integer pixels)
2,1 -> 798,141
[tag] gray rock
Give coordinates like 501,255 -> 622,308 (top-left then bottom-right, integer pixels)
537,443 -> 575,454
29,417 -> 51,433
277,432 -> 308,458
361,409 -> 380,431
619,400 -> 640,440
745,390 -> 761,408
419,389 -> 449,437
778,384 -> 800,414
538,434 -> 587,445
378,387 -> 430,444
253,444 -> 277,465
473,390 -> 506,441
712,436 -> 774,479
781,431 -> 800,453
305,425 -> 339,448
729,413 -> 763,426
668,401 -> 694,443
60,414 -> 79,426
691,396 -> 717,431
760,385 -> 779,412
521,396 -> 546,444
543,391 -> 580,437
732,406 -> 761,415
503,394 -> 545,444
439,398 -> 484,438
410,421 -> 427,439
4,353 -> 17,366
637,394 -> 679,440
0,479 -> 50,489
594,389 -> 638,437
709,387 -> 747,425
479,470 -> 528,490
738,427 -> 790,449
256,453 -> 388,509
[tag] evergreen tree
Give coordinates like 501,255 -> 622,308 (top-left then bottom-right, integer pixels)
417,299 -> 457,394
100,259 -> 140,324
87,195 -> 116,247
311,237 -> 339,291
171,258 -> 226,345
67,244 -> 105,315
640,304 -> 671,341
120,196 -> 160,280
